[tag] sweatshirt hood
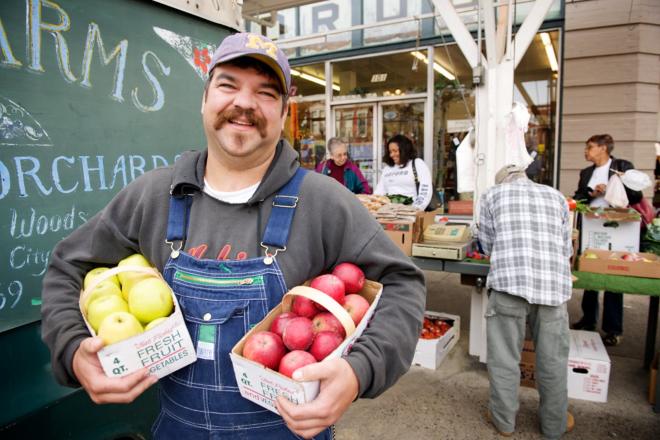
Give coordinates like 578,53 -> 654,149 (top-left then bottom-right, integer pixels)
170,139 -> 300,202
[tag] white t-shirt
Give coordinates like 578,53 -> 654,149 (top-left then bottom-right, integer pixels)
374,158 -> 433,210
587,158 -> 612,208
203,179 -> 260,204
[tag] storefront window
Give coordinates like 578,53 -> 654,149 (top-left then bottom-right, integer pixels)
283,63 -> 327,170
433,30 -> 560,208
432,44 -> 475,205
332,50 -> 427,100
514,31 -> 559,186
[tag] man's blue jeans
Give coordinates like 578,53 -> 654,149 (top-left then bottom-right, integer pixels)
486,290 -> 570,440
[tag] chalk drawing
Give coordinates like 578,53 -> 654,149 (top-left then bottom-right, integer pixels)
0,97 -> 52,147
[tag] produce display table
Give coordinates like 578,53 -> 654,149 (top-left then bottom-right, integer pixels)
412,256 -> 660,370
572,271 -> 660,369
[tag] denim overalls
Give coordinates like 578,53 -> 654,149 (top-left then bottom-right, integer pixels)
152,168 -> 332,439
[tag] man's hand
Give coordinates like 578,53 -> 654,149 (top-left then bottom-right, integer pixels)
276,357 -> 359,439
72,337 -> 158,404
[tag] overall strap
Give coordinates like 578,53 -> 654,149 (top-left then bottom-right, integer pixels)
261,167 -> 307,256
166,194 -> 193,250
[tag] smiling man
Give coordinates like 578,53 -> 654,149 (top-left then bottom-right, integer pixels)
41,33 -> 425,440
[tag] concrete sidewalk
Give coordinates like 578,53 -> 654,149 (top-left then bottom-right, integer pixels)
336,271 -> 659,439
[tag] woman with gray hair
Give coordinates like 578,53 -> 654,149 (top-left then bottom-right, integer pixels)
316,137 -> 372,194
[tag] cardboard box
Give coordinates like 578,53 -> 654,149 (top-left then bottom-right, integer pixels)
649,352 -> 658,405
578,248 -> 660,279
518,332 -> 612,401
520,339 -> 536,388
230,280 -> 383,414
412,241 -> 472,260
580,208 -> 641,253
567,330 -> 611,403
448,200 -> 473,215
380,219 -> 415,256
416,209 -> 443,234
80,266 -> 197,379
412,312 -> 460,369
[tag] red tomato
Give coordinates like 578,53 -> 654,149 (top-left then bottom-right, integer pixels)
566,198 -> 577,211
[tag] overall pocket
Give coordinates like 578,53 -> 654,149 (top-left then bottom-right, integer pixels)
170,270 -> 269,390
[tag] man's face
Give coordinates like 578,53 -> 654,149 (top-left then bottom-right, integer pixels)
330,144 -> 348,166
584,141 -> 607,163
202,63 -> 287,163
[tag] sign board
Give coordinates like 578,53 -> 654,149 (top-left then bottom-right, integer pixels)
0,0 -> 230,332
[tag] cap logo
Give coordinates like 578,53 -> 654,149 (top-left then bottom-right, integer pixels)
245,34 -> 278,60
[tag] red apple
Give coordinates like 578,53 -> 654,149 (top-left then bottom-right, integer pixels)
332,262 -> 365,294
310,274 -> 346,310
269,311 -> 298,338
282,316 -> 314,351
312,312 -> 346,338
291,295 -> 320,319
342,294 -> 371,325
309,331 -> 344,361
278,350 -> 317,378
242,331 -> 286,370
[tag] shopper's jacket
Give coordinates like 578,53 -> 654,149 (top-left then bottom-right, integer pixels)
316,159 -> 372,194
41,140 -> 425,400
573,156 -> 643,206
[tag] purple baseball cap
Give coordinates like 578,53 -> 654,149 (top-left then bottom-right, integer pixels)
209,32 -> 291,95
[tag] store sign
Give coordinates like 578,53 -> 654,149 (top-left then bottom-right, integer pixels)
447,119 -> 472,133
371,73 -> 387,82
245,0 -> 434,53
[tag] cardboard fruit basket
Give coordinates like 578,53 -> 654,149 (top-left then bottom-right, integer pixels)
578,248 -> 660,279
80,265 -> 196,378
230,279 -> 383,414
411,311 -> 460,370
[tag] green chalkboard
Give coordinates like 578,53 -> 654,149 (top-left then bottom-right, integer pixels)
0,0 -> 230,331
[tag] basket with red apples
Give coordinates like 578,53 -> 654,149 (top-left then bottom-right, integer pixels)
230,262 -> 383,414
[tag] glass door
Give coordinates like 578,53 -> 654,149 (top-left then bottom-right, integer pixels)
332,103 -> 377,189
379,100 -> 426,159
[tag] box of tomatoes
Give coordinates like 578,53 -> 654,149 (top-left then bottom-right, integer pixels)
412,311 -> 460,370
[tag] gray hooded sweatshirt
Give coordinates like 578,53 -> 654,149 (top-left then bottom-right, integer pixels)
41,140 -> 426,399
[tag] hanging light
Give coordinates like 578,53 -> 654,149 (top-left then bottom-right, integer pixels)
291,69 -> 340,91
540,33 -> 558,72
411,51 -> 455,80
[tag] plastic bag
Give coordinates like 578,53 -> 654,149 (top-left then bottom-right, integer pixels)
604,174 -> 629,208
456,129 -> 475,193
503,102 -> 533,169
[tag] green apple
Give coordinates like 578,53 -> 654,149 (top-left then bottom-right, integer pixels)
83,267 -> 120,290
87,294 -> 129,332
83,281 -> 123,313
117,253 -> 155,301
97,311 -> 144,345
584,253 -> 598,259
128,278 -> 174,325
145,317 -> 169,331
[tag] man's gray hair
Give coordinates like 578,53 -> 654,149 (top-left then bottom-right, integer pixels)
327,137 -> 347,154
495,164 -> 527,185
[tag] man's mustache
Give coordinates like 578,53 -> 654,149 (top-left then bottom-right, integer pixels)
214,107 -> 267,137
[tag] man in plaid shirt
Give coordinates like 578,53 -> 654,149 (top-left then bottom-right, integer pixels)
478,165 -> 574,439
